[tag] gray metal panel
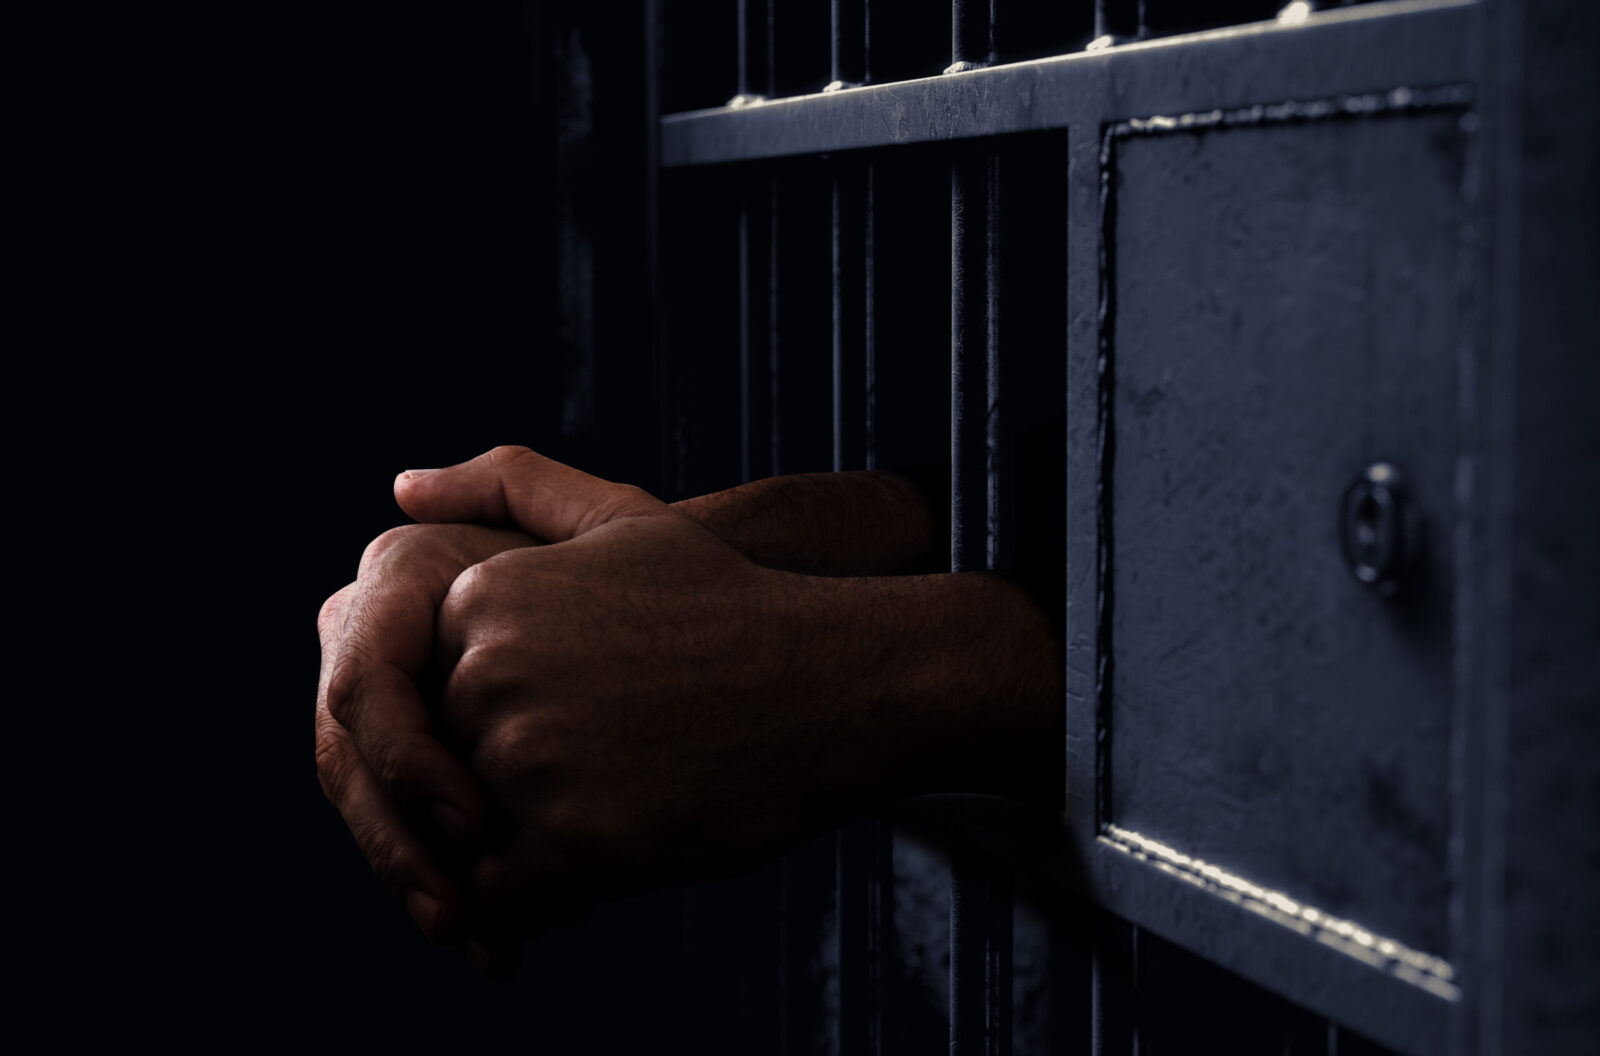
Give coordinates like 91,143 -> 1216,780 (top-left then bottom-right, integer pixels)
1106,104 -> 1470,958
661,0 -> 1474,165
1084,89 -> 1476,1054
1058,17 -> 1488,1056
1095,834 -> 1451,1054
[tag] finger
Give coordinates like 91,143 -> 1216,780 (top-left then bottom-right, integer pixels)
394,445 -> 666,543
326,656 -> 484,843
324,526 -> 530,843
317,583 -> 356,712
317,577 -> 470,941
315,703 -> 463,944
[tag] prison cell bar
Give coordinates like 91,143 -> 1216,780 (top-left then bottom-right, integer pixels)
735,0 -> 776,484
653,2 -> 1482,1052
662,1 -> 1471,168
736,0 -> 771,101
951,0 -> 995,72
1095,0 -> 1142,43
949,2 -> 1013,1049
950,143 -> 1015,1056
830,11 -> 870,475
831,6 -> 879,1053
830,0 -> 866,89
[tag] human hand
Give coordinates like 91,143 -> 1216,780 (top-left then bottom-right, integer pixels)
391,448 -> 1061,952
400,449 -> 895,941
399,458 -> 943,578
315,520 -> 536,973
325,447 -> 1060,975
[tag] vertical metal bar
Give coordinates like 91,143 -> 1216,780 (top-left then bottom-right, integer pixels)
1094,0 -> 1141,42
741,179 -> 775,483
952,0 -> 995,68
833,7 -> 874,1035
765,0 -> 778,97
833,168 -> 868,471
984,148 -> 1014,1054
643,0 -> 670,497
838,815 -> 886,1056
831,0 -> 867,87
950,149 -> 981,1056
740,203 -> 754,484
865,165 -> 877,470
986,156 -> 1009,571
951,155 -> 988,574
769,178 -> 781,475
831,48 -> 874,1030
739,0 -> 751,96
737,0 -> 771,100
951,150 -> 1012,1056
1092,912 -> 1139,1055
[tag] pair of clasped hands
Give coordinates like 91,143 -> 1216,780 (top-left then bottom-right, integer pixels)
315,446 -> 1061,977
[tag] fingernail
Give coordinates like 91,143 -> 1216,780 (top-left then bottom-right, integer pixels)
405,890 -> 442,939
398,469 -> 438,480
428,802 -> 470,843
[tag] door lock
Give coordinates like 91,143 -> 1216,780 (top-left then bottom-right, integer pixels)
1339,461 -> 1421,597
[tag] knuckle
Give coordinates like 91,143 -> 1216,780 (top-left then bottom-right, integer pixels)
614,483 -> 654,507
577,483 -> 661,535
599,484 -> 651,520
324,658 -> 365,728
467,710 -> 560,784
470,714 -> 539,783
358,524 -> 427,574
359,526 -> 401,567
437,642 -> 512,733
486,445 -> 536,465
440,562 -> 493,625
447,640 -> 503,695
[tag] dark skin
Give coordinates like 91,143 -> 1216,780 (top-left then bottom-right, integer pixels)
315,446 -> 1064,976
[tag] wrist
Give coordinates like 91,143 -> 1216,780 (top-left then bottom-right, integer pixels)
781,570 -> 1065,813
673,471 -> 941,576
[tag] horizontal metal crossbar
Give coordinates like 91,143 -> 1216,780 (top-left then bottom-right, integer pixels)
661,0 -> 1472,166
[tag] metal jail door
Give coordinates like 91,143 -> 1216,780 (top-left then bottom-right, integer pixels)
582,0 -> 1600,1052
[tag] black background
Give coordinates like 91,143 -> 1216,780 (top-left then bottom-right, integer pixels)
96,3 -> 693,1047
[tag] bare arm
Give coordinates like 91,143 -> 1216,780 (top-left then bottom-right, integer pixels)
318,448 -> 1061,974
670,469 -> 943,576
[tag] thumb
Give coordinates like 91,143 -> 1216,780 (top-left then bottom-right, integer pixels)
394,445 -> 666,543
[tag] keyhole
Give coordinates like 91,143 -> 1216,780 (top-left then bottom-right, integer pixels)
1340,462 -> 1416,596
1353,492 -> 1382,554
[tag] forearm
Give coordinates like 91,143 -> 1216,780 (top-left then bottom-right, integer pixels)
673,470 -> 942,577
788,567 -> 1065,812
